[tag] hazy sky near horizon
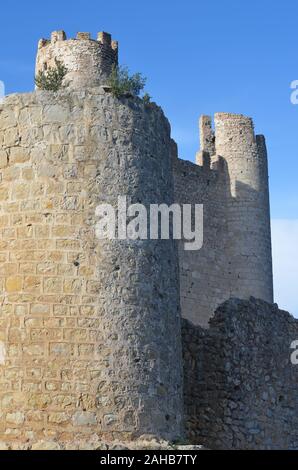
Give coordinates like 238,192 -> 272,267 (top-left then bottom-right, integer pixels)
0,0 -> 297,314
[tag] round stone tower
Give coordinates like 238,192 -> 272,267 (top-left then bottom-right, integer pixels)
35,30 -> 118,89
214,113 -> 273,304
0,33 -> 183,449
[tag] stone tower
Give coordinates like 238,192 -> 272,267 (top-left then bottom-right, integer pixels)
174,113 -> 273,327
200,113 -> 273,305
0,31 -> 183,449
35,31 -> 118,89
0,27 -> 277,450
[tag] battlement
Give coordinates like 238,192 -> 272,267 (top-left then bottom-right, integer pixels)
0,30 -> 276,450
199,115 -> 215,155
214,112 -> 255,145
51,30 -> 67,42
198,113 -> 255,149
215,112 -> 253,121
36,30 -> 118,89
38,30 -> 118,49
196,112 -> 266,168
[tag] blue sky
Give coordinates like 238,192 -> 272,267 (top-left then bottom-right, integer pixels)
0,0 -> 297,313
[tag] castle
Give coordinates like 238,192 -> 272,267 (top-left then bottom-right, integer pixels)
0,30 -> 297,450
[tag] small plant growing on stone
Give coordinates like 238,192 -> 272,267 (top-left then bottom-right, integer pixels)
106,64 -> 146,98
142,92 -> 152,104
35,59 -> 68,92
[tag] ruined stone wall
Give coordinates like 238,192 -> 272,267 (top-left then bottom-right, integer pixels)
214,113 -> 273,304
173,158 -> 229,328
174,113 -> 273,327
36,31 -> 118,90
182,298 -> 298,449
0,88 -> 183,449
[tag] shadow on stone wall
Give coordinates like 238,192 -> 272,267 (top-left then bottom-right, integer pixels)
174,151 -> 273,328
182,297 -> 298,449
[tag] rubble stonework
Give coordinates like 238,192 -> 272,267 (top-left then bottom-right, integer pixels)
36,31 -> 118,90
0,88 -> 183,446
175,113 -> 273,327
182,298 -> 298,449
0,30 -> 294,450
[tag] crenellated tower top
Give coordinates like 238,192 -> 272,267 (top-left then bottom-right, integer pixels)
35,30 -> 118,89
196,113 -> 267,171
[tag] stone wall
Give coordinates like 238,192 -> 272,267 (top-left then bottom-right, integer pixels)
174,113 -> 273,327
214,114 -> 273,304
0,88 -> 183,448
36,31 -> 118,90
182,298 -> 298,449
173,158 -> 228,327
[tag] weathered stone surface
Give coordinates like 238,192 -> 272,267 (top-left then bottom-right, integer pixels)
0,436 -> 206,451
175,114 -> 273,327
0,30 -> 287,452
35,31 -> 118,90
182,298 -> 298,449
31,441 -> 61,450
0,85 -> 183,446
